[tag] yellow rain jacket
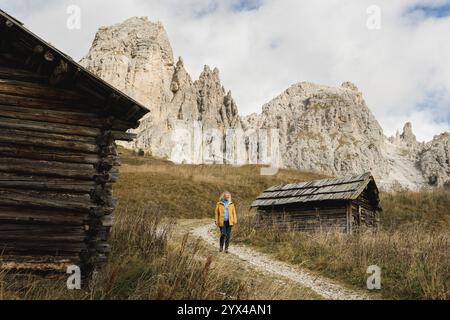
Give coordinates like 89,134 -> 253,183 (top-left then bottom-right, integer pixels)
215,200 -> 237,227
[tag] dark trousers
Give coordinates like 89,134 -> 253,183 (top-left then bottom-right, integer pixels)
219,220 -> 232,250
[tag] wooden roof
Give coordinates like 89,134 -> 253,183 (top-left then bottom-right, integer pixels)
251,172 -> 380,208
0,10 -> 149,126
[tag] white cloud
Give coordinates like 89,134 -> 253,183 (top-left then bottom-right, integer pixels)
2,0 -> 450,141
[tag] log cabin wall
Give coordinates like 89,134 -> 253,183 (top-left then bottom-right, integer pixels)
0,73 -> 122,272
251,173 -> 382,234
0,10 -> 149,274
352,192 -> 380,228
256,203 -> 349,233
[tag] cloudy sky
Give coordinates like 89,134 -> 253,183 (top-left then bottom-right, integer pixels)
2,0 -> 450,141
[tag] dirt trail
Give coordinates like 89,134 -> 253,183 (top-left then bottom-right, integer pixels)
191,222 -> 372,300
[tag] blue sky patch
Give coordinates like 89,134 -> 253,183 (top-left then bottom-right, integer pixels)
407,2 -> 450,18
415,89 -> 450,123
231,0 -> 263,12
193,1 -> 219,18
269,38 -> 282,50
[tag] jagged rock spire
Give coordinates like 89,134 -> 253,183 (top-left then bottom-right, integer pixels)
81,17 -> 450,188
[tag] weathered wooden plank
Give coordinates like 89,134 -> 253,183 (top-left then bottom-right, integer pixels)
2,127 -> 96,144
0,158 -> 121,182
0,53 -> 24,68
0,231 -> 86,242
0,78 -> 83,101
0,187 -> 92,204
0,179 -> 97,193
0,104 -> 107,128
0,129 -> 99,153
0,157 -> 96,180
0,254 -> 81,265
0,240 -> 88,253
0,189 -> 96,212
0,65 -> 47,82
0,92 -> 101,114
0,206 -> 88,225
0,115 -> 101,137
0,144 -> 111,165
0,103 -> 136,132
0,223 -> 85,232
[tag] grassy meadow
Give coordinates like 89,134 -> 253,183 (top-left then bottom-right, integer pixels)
1,147 -> 448,300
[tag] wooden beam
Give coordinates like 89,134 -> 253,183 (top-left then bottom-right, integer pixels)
0,177 -> 99,193
0,240 -> 88,253
0,65 -> 47,82
0,144 -> 113,165
0,206 -> 89,225
0,115 -> 101,137
0,128 -> 99,153
0,92 -> 101,113
0,189 -> 96,212
0,78 -> 83,101
0,104 -> 107,129
0,157 -> 96,180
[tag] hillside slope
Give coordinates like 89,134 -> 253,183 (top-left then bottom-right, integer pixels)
2,150 -> 448,300
116,149 -> 449,300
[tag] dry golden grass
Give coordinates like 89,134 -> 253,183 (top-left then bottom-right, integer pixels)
115,148 -> 326,220
0,199 -> 318,300
380,189 -> 450,231
115,149 -> 450,299
0,204 -> 263,300
233,189 -> 450,300
2,148 -> 448,300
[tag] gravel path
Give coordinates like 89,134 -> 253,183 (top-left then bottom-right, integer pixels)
192,223 -> 371,300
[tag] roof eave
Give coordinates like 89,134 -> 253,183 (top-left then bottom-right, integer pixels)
0,10 -> 149,125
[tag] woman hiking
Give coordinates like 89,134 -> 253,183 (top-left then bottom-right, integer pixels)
214,191 -> 237,253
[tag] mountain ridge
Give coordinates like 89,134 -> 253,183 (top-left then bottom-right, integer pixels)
80,16 -> 450,189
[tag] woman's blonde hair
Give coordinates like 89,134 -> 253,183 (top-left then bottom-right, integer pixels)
220,191 -> 232,202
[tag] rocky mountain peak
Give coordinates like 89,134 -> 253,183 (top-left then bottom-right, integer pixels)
194,65 -> 240,128
198,65 -> 221,82
419,132 -> 450,186
176,56 -> 184,68
400,122 -> 418,146
388,122 -> 420,151
245,80 -> 388,179
81,17 -> 450,188
80,15 -> 175,119
170,56 -> 193,94
341,81 -> 359,91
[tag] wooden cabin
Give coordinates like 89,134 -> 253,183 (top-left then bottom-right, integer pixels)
251,173 -> 382,233
0,11 -> 149,274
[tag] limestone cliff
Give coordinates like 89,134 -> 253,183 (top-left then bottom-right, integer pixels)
419,133 -> 450,187
243,82 -> 390,180
80,17 -> 450,188
81,17 -> 247,164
